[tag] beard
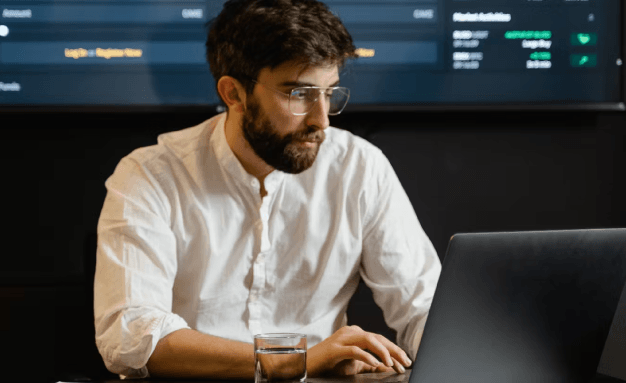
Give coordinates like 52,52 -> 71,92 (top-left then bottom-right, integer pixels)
241,97 -> 325,174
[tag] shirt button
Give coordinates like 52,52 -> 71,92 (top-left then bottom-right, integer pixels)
257,253 -> 264,262
251,179 -> 259,188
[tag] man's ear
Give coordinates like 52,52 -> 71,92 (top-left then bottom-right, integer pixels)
217,76 -> 247,113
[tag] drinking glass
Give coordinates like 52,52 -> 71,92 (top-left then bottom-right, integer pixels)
254,333 -> 307,383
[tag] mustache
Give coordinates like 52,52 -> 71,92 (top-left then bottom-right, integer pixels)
292,128 -> 326,143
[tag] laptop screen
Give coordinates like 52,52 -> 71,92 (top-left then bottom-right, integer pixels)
410,229 -> 626,383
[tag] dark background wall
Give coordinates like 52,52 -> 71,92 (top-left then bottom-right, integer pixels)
1,109 -> 625,381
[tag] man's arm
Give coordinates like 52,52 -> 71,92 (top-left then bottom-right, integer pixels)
359,150 -> 442,361
148,325 -> 411,378
95,156 -> 188,378
146,329 -> 255,379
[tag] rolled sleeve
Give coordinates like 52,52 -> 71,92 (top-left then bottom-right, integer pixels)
360,151 -> 441,360
94,157 -> 190,378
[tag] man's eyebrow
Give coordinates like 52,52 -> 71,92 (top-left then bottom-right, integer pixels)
279,79 -> 341,88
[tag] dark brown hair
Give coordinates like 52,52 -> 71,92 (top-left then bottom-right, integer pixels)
206,0 -> 357,99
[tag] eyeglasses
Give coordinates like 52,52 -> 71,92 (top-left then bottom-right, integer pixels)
251,80 -> 350,116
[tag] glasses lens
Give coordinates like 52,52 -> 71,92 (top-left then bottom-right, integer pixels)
289,87 -> 350,116
328,87 -> 350,115
289,88 -> 314,115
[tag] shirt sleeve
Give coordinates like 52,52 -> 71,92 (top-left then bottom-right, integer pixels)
359,149 -> 442,361
94,156 -> 190,378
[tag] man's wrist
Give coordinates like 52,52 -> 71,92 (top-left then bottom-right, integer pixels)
306,345 -> 326,377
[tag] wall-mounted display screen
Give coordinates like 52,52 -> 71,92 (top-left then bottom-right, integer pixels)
0,0 -> 623,111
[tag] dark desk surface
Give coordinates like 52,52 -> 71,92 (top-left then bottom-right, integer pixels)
79,371 -> 407,383
65,370 -> 626,383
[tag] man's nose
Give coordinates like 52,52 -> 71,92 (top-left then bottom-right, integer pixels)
305,95 -> 330,131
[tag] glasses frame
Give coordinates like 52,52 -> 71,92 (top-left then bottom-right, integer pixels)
250,79 -> 350,116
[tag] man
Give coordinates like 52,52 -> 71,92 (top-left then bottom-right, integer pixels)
94,0 -> 441,379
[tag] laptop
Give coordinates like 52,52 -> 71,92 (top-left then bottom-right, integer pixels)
313,229 -> 626,383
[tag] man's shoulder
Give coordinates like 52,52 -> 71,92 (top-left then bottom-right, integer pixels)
123,115 -> 220,167
156,115 -> 221,158
326,126 -> 382,153
324,126 -> 386,165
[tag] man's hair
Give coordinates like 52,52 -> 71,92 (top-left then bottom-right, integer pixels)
206,0 -> 357,99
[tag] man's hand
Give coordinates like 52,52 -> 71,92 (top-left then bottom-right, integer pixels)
307,326 -> 412,377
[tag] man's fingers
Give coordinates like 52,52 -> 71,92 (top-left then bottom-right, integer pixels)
347,345 -> 385,369
372,334 -> 412,368
391,357 -> 406,374
358,333 -> 410,369
355,334 -> 393,367
374,363 -> 394,373
390,348 -> 411,368
332,327 -> 412,374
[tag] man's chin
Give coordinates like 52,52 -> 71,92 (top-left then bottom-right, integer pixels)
280,143 -> 320,174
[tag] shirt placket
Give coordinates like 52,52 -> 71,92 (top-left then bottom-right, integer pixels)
248,184 -> 272,336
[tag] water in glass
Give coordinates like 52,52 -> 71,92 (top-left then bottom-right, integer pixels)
255,347 -> 306,383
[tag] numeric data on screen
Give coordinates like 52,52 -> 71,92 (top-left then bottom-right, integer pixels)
0,0 -> 622,108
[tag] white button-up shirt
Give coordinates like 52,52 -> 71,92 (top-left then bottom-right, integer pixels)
94,113 -> 441,378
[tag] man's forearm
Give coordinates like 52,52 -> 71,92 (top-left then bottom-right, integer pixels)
146,328 -> 255,379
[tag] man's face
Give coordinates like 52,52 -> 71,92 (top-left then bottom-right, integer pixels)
240,62 -> 339,174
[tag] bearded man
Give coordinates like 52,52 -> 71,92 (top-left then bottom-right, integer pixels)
94,0 -> 441,379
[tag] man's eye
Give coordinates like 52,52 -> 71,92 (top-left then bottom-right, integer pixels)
292,90 -> 308,100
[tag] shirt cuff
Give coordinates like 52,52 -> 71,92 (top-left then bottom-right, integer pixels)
97,309 -> 190,379
406,314 -> 428,361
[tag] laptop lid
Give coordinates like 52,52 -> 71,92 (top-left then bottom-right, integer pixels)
409,229 -> 626,383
